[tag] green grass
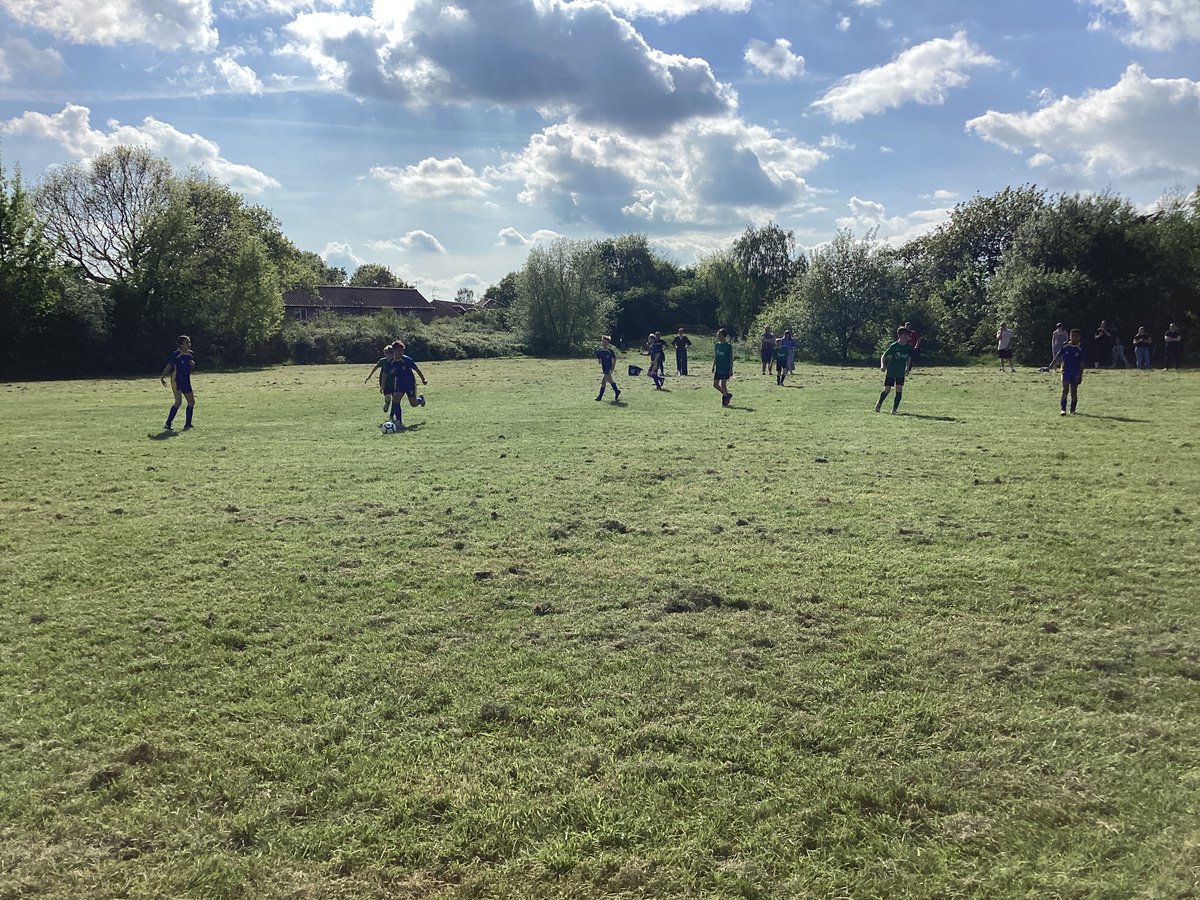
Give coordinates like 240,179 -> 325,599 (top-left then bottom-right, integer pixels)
1,359 -> 1198,899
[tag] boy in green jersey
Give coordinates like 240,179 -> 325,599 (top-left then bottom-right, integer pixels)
875,328 -> 913,414
713,328 -> 734,406
773,342 -> 790,385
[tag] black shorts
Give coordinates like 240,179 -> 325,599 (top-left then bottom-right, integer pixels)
714,367 -> 731,380
884,374 -> 905,388
383,379 -> 396,394
998,348 -> 1013,360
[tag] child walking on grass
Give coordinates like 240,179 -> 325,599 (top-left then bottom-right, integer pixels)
161,335 -> 196,431
713,328 -> 733,406
595,336 -> 621,402
364,344 -> 396,413
1050,328 -> 1086,416
875,328 -> 912,415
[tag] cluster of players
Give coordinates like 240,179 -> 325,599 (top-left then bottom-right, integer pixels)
364,341 -> 428,429
159,319 -> 1184,430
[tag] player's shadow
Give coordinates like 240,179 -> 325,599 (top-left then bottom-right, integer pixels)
1075,413 -> 1149,423
900,413 -> 961,422
609,400 -> 629,407
148,430 -> 178,441
730,403 -> 756,412
396,422 -> 425,433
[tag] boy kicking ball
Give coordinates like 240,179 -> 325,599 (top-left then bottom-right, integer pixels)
387,340 -> 427,429
875,327 -> 913,415
1050,328 -> 1086,415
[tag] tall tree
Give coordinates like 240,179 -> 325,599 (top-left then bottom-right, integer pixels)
514,238 -> 606,355
724,221 -> 805,336
780,229 -> 902,363
34,146 -> 175,286
0,160 -> 64,373
350,263 -> 411,288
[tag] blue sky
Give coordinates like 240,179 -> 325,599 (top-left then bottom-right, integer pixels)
1,0 -> 1198,300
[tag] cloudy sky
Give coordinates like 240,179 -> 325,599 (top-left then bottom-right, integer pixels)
1,0 -> 1198,299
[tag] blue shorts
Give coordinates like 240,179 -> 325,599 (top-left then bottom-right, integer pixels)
175,381 -> 192,394
884,375 -> 905,388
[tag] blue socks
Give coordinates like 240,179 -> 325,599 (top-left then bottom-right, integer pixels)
166,405 -> 179,428
185,405 -> 194,427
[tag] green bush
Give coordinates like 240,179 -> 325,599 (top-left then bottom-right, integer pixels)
280,311 -> 525,364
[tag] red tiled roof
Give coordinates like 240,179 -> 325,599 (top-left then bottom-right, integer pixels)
283,286 -> 432,309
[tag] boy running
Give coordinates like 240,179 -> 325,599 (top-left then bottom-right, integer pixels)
595,336 -> 621,401
160,335 -> 196,431
387,340 -> 427,428
1050,328 -> 1086,415
713,328 -> 734,406
875,328 -> 912,415
364,344 -> 396,412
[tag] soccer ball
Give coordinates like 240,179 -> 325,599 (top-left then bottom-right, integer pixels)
380,421 -> 397,434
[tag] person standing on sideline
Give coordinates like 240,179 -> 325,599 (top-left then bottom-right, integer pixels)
760,327 -> 776,375
1164,323 -> 1182,370
1133,327 -> 1153,370
1111,330 -> 1132,369
713,328 -> 734,406
160,335 -> 196,431
595,335 -> 621,402
672,328 -> 692,376
1094,321 -> 1114,368
997,322 -> 1016,372
903,321 -> 922,374
1050,328 -> 1086,415
1050,323 -> 1068,370
876,328 -> 913,414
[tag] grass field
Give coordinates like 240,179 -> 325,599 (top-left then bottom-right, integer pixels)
1,357 -> 1198,899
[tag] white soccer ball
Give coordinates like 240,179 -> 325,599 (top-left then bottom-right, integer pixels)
380,421 -> 397,434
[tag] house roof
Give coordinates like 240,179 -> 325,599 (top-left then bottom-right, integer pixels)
283,286 -> 432,309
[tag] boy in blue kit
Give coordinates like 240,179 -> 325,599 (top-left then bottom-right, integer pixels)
645,333 -> 666,389
875,328 -> 912,414
595,336 -> 622,401
387,340 -> 427,427
713,328 -> 733,406
1050,328 -> 1086,415
160,335 -> 196,431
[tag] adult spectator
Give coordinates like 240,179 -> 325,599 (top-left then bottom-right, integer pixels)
1051,323 -> 1068,369
904,321 -> 922,374
996,322 -> 1015,373
1132,327 -> 1153,370
760,327 -> 776,375
1164,323 -> 1182,370
672,328 -> 692,376
1093,321 -> 1115,368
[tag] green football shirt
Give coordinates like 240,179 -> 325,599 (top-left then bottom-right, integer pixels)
882,342 -> 911,379
714,342 -> 733,373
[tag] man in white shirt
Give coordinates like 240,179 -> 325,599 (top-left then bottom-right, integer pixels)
997,322 -> 1015,373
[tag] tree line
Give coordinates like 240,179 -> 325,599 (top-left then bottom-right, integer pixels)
3,146 -> 1197,378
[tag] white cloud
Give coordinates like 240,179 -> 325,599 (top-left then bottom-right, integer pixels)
836,16 -> 850,32
0,104 -> 281,194
812,31 -> 998,122
1086,0 -> 1200,49
0,38 -> 63,82
0,0 -> 217,51
499,118 -> 827,230
282,0 -> 736,136
320,241 -> 363,270
854,0 -> 882,6
215,56 -> 264,94
928,189 -> 958,201
370,157 -> 494,199
602,0 -> 751,17
836,195 -> 951,244
496,226 -> 530,246
1027,153 -> 1055,168
819,132 -> 854,150
879,145 -> 894,153
966,65 -> 1200,178
380,230 -> 448,254
744,38 -> 804,80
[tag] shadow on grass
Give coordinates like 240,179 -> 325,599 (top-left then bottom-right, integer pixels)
900,413 -> 962,422
1075,413 -> 1150,423
148,430 -> 178,441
